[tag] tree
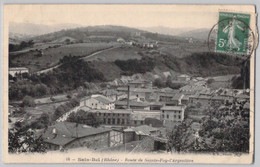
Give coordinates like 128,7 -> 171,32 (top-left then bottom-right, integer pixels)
67,110 -> 101,127
167,121 -> 194,153
153,78 -> 165,88
22,96 -> 35,107
8,128 -> 47,153
31,113 -> 51,129
166,76 -> 172,87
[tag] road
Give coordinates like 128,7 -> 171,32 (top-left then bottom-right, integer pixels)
36,46 -> 119,75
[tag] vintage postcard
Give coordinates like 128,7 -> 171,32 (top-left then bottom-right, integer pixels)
3,4 -> 258,164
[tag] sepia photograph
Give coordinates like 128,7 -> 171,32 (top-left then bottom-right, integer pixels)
2,4 -> 257,164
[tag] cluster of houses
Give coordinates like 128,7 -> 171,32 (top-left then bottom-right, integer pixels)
117,37 -> 158,49
39,75 -> 250,152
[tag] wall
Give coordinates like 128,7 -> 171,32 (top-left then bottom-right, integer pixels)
123,131 -> 135,143
161,109 -> 184,125
110,130 -> 124,147
99,113 -> 131,126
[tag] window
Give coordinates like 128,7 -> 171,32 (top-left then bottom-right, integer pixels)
108,113 -> 110,116
167,115 -> 169,119
108,118 -> 111,124
134,121 -> 137,125
141,121 -> 144,125
179,111 -> 181,114
122,114 -> 125,116
174,115 -> 176,118
162,110 -> 164,113
122,119 -> 125,125
104,113 -> 106,116
174,111 -> 176,114
103,118 -> 106,124
117,118 -> 120,124
113,114 -> 115,116
112,118 -> 115,124
92,103 -> 94,106
162,115 -> 164,118
178,116 -> 181,119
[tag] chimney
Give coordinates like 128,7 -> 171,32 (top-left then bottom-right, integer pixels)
127,85 -> 130,109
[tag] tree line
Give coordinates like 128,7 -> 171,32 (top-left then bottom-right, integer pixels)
9,56 -> 106,101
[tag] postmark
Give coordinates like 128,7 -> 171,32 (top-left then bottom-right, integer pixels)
208,11 -> 255,58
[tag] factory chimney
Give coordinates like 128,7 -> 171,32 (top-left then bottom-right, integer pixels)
127,85 -> 130,109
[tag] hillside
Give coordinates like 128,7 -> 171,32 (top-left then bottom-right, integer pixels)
178,28 -> 210,41
9,25 -> 242,79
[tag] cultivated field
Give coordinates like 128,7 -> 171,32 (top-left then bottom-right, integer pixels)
157,42 -> 208,58
84,45 -> 143,62
10,42 -> 118,72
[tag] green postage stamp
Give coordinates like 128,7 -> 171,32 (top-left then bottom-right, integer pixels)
216,12 -> 251,54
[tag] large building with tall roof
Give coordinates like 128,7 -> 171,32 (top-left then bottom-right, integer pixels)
42,122 -> 123,150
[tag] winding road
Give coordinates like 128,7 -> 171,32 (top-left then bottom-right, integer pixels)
36,46 -> 119,75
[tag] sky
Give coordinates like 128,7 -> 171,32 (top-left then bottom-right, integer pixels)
5,5 -> 222,29
4,4 -> 256,32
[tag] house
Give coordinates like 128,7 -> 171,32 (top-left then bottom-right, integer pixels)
101,89 -> 127,101
42,122 -> 123,150
181,95 -> 190,105
163,71 -> 171,78
149,102 -> 164,110
117,37 -> 125,43
220,89 -> 235,98
159,92 -> 175,102
128,80 -> 153,89
80,95 -> 115,110
161,106 -> 185,125
236,93 -> 250,101
9,67 -> 29,77
180,85 -> 206,93
210,96 -> 226,104
210,95 -> 234,105
130,110 -> 161,126
188,94 -> 212,108
130,88 -> 154,101
115,100 -> 150,110
177,74 -> 190,81
148,93 -> 159,102
123,125 -> 160,142
170,93 -> 184,106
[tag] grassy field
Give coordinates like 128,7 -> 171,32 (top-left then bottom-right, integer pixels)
23,101 -> 66,124
84,45 -> 143,62
34,94 -> 69,104
157,42 -> 208,58
10,42 -> 118,72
